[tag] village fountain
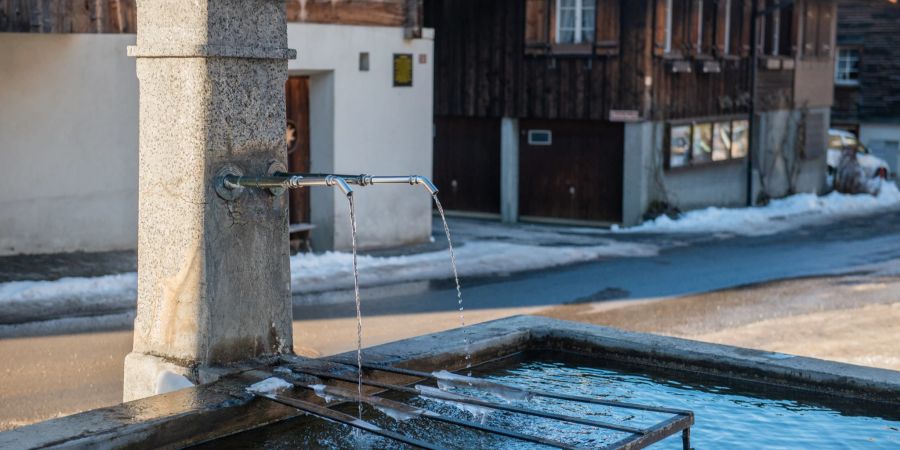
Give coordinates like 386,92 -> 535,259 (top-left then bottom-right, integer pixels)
1,1 -> 898,449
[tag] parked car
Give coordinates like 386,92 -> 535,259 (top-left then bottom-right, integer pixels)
827,129 -> 890,183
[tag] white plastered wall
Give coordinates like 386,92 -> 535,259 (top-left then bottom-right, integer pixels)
287,24 -> 434,251
0,33 -> 139,256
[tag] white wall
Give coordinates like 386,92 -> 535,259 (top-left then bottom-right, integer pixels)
0,33 -> 139,256
0,25 -> 433,255
287,24 -> 434,251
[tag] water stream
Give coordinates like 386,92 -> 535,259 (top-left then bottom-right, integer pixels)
346,194 -> 364,422
432,194 -> 472,371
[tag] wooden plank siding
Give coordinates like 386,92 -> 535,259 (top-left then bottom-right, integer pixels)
1,0 -> 136,33
429,0 -> 649,121
427,0 -> 766,122
432,117 -> 501,214
1,0 -> 422,34
519,120 -> 624,222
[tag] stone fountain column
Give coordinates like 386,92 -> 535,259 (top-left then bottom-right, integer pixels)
123,0 -> 296,401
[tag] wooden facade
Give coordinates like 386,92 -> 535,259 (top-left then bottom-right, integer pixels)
432,117 -> 501,214
832,0 -> 900,126
427,0 -> 835,122
1,0 -> 423,35
427,0 -> 835,222
0,0 -> 136,33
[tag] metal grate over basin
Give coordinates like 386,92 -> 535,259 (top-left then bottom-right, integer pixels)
248,358 -> 695,450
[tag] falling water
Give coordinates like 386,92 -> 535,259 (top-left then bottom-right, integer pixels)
347,194 -> 364,422
432,194 -> 472,371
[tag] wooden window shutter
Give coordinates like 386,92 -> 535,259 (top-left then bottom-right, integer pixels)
816,0 -> 833,57
740,0 -> 753,56
653,0 -> 668,56
803,0 -> 819,57
688,0 -> 700,54
595,0 -> 620,53
525,0 -> 550,53
715,0 -> 729,54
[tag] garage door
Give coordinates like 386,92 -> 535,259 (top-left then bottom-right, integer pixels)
519,120 -> 623,223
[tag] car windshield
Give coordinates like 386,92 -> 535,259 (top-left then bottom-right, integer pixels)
828,135 -> 843,149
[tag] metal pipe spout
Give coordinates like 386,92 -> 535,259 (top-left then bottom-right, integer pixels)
217,171 -> 354,200
334,174 -> 439,195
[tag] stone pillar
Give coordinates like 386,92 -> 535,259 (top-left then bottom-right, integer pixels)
500,117 -> 519,223
123,0 -> 296,401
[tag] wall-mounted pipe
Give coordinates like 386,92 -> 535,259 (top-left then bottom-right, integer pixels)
220,173 -> 353,198
283,173 -> 439,195
216,168 -> 439,202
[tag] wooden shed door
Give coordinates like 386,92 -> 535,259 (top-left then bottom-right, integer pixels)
432,116 -> 501,214
519,120 -> 623,223
286,76 -> 311,225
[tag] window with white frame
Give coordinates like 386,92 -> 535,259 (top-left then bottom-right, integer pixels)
557,0 -> 596,44
835,47 -> 860,85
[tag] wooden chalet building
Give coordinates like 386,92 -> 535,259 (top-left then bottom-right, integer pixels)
0,0 -> 434,255
426,0 -> 837,226
832,0 -> 900,174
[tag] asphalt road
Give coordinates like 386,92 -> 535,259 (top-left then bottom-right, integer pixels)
3,209 -> 900,430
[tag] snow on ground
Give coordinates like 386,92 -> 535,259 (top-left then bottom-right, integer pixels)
0,240 -> 657,320
290,239 -> 657,294
616,183 -> 900,236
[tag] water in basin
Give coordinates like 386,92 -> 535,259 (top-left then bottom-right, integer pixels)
209,352 -> 900,449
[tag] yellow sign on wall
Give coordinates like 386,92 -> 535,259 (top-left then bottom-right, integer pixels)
393,53 -> 413,87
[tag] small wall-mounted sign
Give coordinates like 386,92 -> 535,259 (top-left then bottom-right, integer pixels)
527,129 -> 552,146
418,53 -> 428,64
393,53 -> 413,87
609,109 -> 641,122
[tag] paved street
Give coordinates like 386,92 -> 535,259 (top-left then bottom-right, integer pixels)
2,210 -> 900,429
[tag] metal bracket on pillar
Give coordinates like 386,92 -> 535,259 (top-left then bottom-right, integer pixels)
215,165 -> 245,201
266,161 -> 289,197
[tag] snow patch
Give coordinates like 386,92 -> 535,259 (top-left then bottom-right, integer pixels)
290,240 -> 658,294
618,183 -> 900,236
0,240 -> 656,320
247,377 -> 293,394
155,371 -> 195,395
0,273 -> 136,307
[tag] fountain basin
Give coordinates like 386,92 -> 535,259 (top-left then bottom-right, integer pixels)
3,315 -> 898,449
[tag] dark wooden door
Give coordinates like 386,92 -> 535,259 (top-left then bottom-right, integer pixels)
432,116 -> 501,214
519,120 -> 624,223
286,76 -> 311,225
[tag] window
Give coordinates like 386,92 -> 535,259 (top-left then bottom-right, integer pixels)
526,0 -> 618,55
731,120 -> 749,158
835,48 -> 860,85
557,0 -> 596,44
712,121 -> 731,160
670,125 -> 691,167
692,123 -> 713,163
668,119 -> 749,168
